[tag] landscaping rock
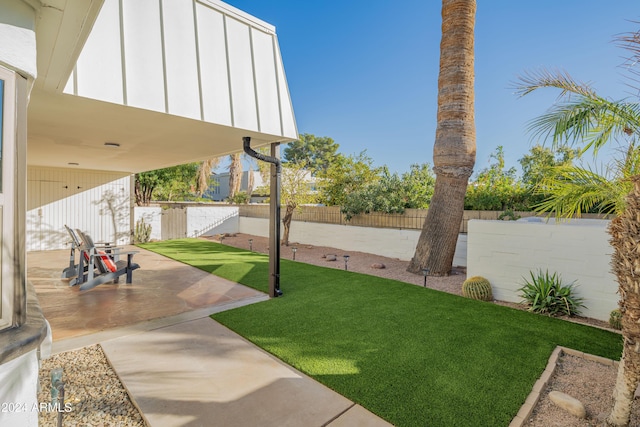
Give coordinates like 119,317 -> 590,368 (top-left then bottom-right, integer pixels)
371,263 -> 386,269
549,390 -> 587,419
325,254 -> 337,261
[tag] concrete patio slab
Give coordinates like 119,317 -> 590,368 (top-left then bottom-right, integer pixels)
31,245 -> 392,426
101,317 -> 392,427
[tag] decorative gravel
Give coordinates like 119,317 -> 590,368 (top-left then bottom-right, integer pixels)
38,345 -> 145,427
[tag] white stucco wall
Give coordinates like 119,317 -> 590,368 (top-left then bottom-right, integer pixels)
238,216 -> 468,266
0,15 -> 37,81
187,206 -> 239,237
0,350 -> 40,427
133,207 -> 162,241
467,219 -> 617,321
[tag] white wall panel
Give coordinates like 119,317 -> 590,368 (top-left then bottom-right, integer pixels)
122,0 -> 165,112
252,29 -> 281,135
27,167 -> 131,251
196,4 -> 232,125
74,0 -> 123,104
134,207 -> 162,241
66,0 -> 297,139
187,206 -> 238,236
467,219 -> 617,321
238,216 -> 468,266
0,351 -> 39,427
226,17 -> 258,131
161,0 -> 201,120
275,40 -> 297,138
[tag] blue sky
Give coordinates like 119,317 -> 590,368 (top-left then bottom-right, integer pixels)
226,0 -> 639,177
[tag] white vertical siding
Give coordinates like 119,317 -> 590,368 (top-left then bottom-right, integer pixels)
226,17 -> 257,131
161,0 -> 201,120
252,29 -> 281,135
196,3 -> 232,125
64,0 -> 297,139
27,167 -> 131,251
275,38 -> 297,138
74,0 -> 123,103
122,0 -> 165,112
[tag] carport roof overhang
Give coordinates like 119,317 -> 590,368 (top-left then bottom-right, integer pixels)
27,89 -> 287,174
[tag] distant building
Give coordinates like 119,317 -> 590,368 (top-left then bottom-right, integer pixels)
206,168 -> 318,202
207,170 -> 266,201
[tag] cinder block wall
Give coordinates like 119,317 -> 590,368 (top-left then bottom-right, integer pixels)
239,217 -> 468,266
467,219 -> 617,321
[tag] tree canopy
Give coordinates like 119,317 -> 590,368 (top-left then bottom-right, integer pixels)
135,163 -> 199,205
283,133 -> 341,174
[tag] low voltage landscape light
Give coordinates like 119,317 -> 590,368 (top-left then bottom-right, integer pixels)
292,247 -> 297,260
248,238 -> 253,251
343,254 -> 350,271
422,268 -> 430,287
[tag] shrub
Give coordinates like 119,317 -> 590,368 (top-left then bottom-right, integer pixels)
609,309 -> 623,330
462,276 -> 493,301
228,191 -> 250,204
519,270 -> 584,316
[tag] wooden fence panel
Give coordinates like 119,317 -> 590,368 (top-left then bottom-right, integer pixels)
234,204 -> 612,233
161,207 -> 187,240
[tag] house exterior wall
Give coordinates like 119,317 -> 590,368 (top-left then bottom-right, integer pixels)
64,0 -> 297,140
0,351 -> 40,426
467,219 -> 617,321
27,167 -> 132,251
0,6 -> 47,425
0,1 -> 37,82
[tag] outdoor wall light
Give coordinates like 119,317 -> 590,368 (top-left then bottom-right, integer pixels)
249,238 -> 253,251
343,254 -> 350,271
422,268 -> 430,287
292,246 -> 297,260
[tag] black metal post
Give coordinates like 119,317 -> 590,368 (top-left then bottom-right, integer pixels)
243,137 -> 282,297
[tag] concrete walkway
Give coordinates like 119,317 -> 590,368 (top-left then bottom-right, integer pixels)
32,247 -> 392,426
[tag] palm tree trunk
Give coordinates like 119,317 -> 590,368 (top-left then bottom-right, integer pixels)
607,177 -> 640,426
408,0 -> 476,275
228,153 -> 243,199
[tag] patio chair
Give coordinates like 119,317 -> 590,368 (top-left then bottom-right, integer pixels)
62,225 -> 118,285
61,225 -> 85,279
73,229 -> 140,291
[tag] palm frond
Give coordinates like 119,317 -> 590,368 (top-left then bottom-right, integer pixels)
533,164 -> 631,218
515,68 -> 596,99
516,68 -> 640,154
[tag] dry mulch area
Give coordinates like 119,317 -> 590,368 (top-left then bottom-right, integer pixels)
215,233 -> 632,426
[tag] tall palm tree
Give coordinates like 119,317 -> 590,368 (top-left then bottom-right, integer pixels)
407,0 -> 477,275
517,46 -> 640,425
195,158 -> 220,196
228,153 -> 243,199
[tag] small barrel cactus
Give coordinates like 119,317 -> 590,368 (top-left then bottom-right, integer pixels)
462,276 -> 493,301
609,309 -> 622,330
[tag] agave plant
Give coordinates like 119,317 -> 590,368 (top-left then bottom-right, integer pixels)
519,270 -> 584,316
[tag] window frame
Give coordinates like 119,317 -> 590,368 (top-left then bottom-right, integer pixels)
0,65 -> 16,330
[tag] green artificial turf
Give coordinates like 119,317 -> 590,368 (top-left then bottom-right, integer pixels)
140,238 -> 623,427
